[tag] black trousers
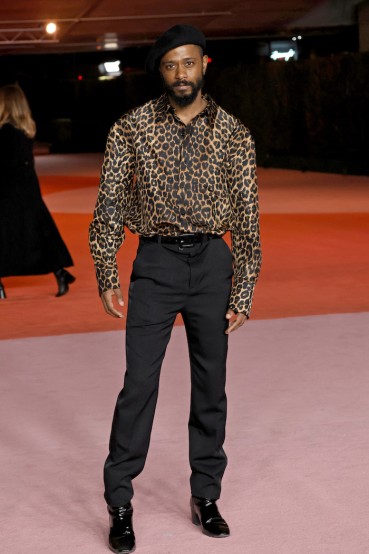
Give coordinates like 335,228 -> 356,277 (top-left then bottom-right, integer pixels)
104,237 -> 233,506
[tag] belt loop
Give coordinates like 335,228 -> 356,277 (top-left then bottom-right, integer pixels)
158,235 -> 162,244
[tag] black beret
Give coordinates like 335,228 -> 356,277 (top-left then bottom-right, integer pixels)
145,24 -> 206,75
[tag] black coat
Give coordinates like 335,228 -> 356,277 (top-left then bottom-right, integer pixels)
0,123 -> 73,277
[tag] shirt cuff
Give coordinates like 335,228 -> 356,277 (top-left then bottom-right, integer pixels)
94,262 -> 120,296
228,280 -> 256,318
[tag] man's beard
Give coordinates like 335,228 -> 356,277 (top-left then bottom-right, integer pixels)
164,74 -> 204,107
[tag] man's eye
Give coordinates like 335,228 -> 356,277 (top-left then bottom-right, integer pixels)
186,61 -> 194,66
166,64 -> 175,70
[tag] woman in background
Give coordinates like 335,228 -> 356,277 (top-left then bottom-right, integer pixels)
0,84 -> 75,299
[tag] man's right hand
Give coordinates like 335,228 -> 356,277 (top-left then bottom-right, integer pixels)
101,288 -> 124,318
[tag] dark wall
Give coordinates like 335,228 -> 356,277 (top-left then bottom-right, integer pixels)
2,50 -> 368,174
206,53 -> 369,174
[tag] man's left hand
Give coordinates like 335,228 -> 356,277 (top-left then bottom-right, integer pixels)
225,309 -> 247,334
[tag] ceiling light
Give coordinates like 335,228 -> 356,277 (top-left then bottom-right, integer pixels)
98,60 -> 122,77
104,61 -> 120,73
270,49 -> 296,61
46,22 -> 57,34
98,32 -> 119,50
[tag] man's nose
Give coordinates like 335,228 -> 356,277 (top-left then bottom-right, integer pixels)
175,64 -> 187,80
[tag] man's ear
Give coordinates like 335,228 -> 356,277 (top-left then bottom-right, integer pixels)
202,54 -> 209,74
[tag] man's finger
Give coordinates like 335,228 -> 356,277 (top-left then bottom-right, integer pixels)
101,294 -> 119,318
226,319 -> 239,334
225,308 -> 235,320
225,312 -> 247,334
114,288 -> 124,307
101,290 -> 124,318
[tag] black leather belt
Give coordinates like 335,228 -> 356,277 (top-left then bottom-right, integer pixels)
140,233 -> 221,248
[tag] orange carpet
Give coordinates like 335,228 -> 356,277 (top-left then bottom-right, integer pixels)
40,175 -> 98,194
2,186 -> 369,340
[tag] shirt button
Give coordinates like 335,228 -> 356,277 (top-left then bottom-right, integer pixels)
180,208 -> 186,216
208,185 -> 214,192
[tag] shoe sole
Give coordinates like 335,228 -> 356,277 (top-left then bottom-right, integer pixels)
108,545 -> 136,554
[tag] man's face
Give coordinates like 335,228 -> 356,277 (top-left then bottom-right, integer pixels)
159,44 -> 208,107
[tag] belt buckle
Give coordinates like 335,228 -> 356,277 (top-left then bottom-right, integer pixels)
178,234 -> 196,248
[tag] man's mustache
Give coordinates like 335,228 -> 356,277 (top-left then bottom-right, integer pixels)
172,80 -> 193,87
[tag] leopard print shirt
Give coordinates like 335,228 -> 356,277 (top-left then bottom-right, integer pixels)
89,94 -> 261,317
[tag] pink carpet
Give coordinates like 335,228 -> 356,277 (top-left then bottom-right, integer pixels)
1,313 -> 369,553
1,154 -> 369,553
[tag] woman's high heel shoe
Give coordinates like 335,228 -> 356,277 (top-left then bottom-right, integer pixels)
0,281 -> 6,299
54,269 -> 76,297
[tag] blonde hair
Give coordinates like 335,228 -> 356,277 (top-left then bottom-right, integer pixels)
0,84 -> 36,138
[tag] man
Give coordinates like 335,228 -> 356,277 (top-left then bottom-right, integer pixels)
89,24 -> 261,554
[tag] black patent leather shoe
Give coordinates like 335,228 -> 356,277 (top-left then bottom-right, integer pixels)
54,268 -> 76,297
190,496 -> 230,538
108,503 -> 136,553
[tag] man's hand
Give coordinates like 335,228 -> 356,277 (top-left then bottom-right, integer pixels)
101,288 -> 125,318
225,308 -> 247,334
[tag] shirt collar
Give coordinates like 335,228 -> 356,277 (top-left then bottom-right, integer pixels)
155,93 -> 218,129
